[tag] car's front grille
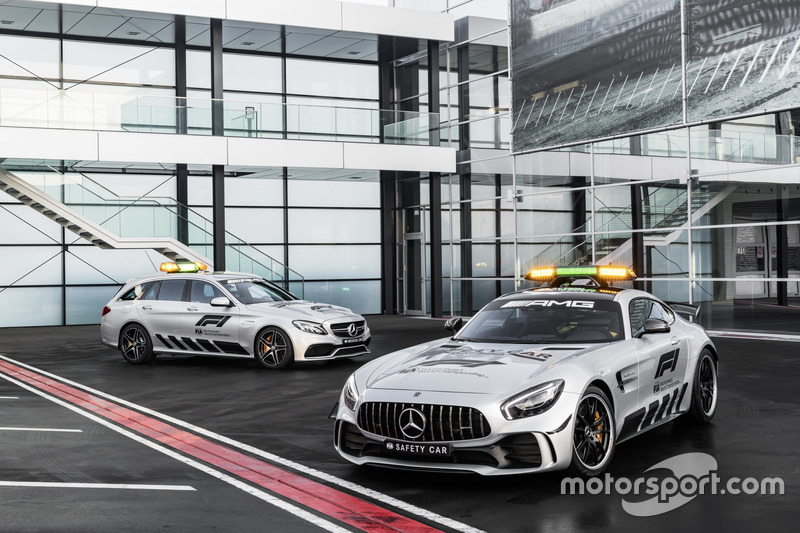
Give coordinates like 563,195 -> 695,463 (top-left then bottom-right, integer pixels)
330,320 -> 366,338
357,402 -> 491,442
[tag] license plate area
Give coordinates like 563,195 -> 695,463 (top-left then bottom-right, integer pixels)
342,337 -> 363,344
383,440 -> 452,458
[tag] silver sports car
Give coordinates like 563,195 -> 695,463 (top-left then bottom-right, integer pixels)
333,266 -> 718,477
101,262 -> 370,369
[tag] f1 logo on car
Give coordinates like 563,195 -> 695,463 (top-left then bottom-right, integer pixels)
655,349 -> 679,379
195,315 -> 231,327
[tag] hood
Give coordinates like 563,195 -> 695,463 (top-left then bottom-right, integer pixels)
245,300 -> 359,320
365,340 -> 597,394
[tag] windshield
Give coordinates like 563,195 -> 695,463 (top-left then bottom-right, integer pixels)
455,297 -> 624,344
222,278 -> 296,304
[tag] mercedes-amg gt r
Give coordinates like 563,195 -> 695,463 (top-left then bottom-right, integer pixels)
333,266 -> 717,477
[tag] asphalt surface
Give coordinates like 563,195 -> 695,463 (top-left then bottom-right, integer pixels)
0,315 -> 796,532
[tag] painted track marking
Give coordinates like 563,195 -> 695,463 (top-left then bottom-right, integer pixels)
0,356 -> 482,533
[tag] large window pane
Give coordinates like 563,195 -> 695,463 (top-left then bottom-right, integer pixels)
0,287 -> 62,327
303,280 -> 380,314
286,59 -> 378,99
289,245 -> 380,279
287,209 -> 380,243
63,42 -> 175,86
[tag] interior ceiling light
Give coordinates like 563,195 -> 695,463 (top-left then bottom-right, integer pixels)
127,31 -> 140,35
241,41 -> 255,45
347,51 -> 360,55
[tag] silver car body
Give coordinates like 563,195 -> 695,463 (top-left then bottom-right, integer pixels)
101,271 -> 370,363
334,285 -> 716,475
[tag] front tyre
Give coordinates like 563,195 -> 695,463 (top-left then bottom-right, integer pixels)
685,349 -> 718,423
569,386 -> 615,478
119,324 -> 155,364
255,327 -> 294,369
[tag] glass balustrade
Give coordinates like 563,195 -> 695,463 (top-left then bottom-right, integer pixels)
0,88 -> 440,147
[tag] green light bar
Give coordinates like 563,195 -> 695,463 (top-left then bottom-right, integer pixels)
555,266 -> 598,276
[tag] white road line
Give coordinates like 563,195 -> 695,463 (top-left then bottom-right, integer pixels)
640,67 -> 659,107
583,81 -> 601,118
687,58 -> 707,96
779,35 -> 800,79
0,396 -> 19,399
611,75 -> 628,111
559,87 -> 573,122
705,53 -> 727,93
546,91 -> 561,124
740,44 -> 763,87
655,64 -> 675,103
534,93 -> 549,127
722,49 -> 744,91
625,71 -> 643,109
572,84 -> 587,120
0,355 -> 486,533
0,366 -> 350,533
760,38 -> 784,83
0,481 -> 195,491
0,427 -> 82,433
596,78 -> 615,115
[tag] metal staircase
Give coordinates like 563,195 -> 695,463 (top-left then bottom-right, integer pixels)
526,184 -> 736,270
0,166 -> 304,295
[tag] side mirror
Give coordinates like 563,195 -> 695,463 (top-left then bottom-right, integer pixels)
642,318 -> 670,335
444,317 -> 463,333
210,296 -> 233,308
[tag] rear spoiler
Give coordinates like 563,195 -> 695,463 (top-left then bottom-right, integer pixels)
666,302 -> 700,321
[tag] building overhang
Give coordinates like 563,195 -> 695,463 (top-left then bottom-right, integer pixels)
22,0 -> 454,41
0,126 -> 456,173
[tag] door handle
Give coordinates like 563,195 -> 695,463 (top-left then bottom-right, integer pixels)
670,337 -> 679,345
141,305 -> 152,311
187,307 -> 199,312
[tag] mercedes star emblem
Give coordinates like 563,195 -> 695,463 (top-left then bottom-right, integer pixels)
398,407 -> 426,440
348,323 -> 359,337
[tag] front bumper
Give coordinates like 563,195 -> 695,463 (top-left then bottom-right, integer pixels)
334,419 -> 570,476
332,389 -> 577,476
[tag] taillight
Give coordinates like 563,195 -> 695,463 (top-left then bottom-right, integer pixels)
101,306 -> 111,317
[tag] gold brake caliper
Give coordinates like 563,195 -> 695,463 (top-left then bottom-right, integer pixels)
595,410 -> 603,444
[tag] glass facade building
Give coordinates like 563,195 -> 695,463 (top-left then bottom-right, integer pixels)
2,0 -> 800,331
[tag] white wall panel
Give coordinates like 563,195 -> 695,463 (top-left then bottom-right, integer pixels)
228,137 -> 344,168
98,132 -> 228,165
343,143 -> 455,172
0,127 -> 98,160
227,0 -> 343,32
97,0 -> 226,18
342,2 -> 453,41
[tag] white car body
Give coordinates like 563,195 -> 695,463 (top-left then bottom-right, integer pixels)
101,271 -> 370,368
334,283 -> 717,476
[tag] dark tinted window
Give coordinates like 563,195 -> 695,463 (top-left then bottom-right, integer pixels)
456,297 -> 623,344
629,298 -> 674,337
223,279 -> 293,304
118,281 -> 158,301
157,279 -> 187,301
189,280 -> 225,304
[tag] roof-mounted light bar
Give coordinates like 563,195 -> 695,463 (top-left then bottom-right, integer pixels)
160,262 -> 208,273
525,265 -> 636,283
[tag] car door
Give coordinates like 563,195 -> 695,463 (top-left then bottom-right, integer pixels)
137,278 -> 190,352
630,298 -> 689,432
184,280 -> 240,355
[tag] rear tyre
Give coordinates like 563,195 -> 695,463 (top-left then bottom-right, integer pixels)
119,324 -> 155,364
685,349 -> 718,424
255,327 -> 294,369
569,386 -> 615,478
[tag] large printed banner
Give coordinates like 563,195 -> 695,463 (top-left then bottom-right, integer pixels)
510,0 -> 800,152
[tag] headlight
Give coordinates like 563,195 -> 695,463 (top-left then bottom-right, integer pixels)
343,375 -> 359,411
292,320 -> 326,335
501,380 -> 564,420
